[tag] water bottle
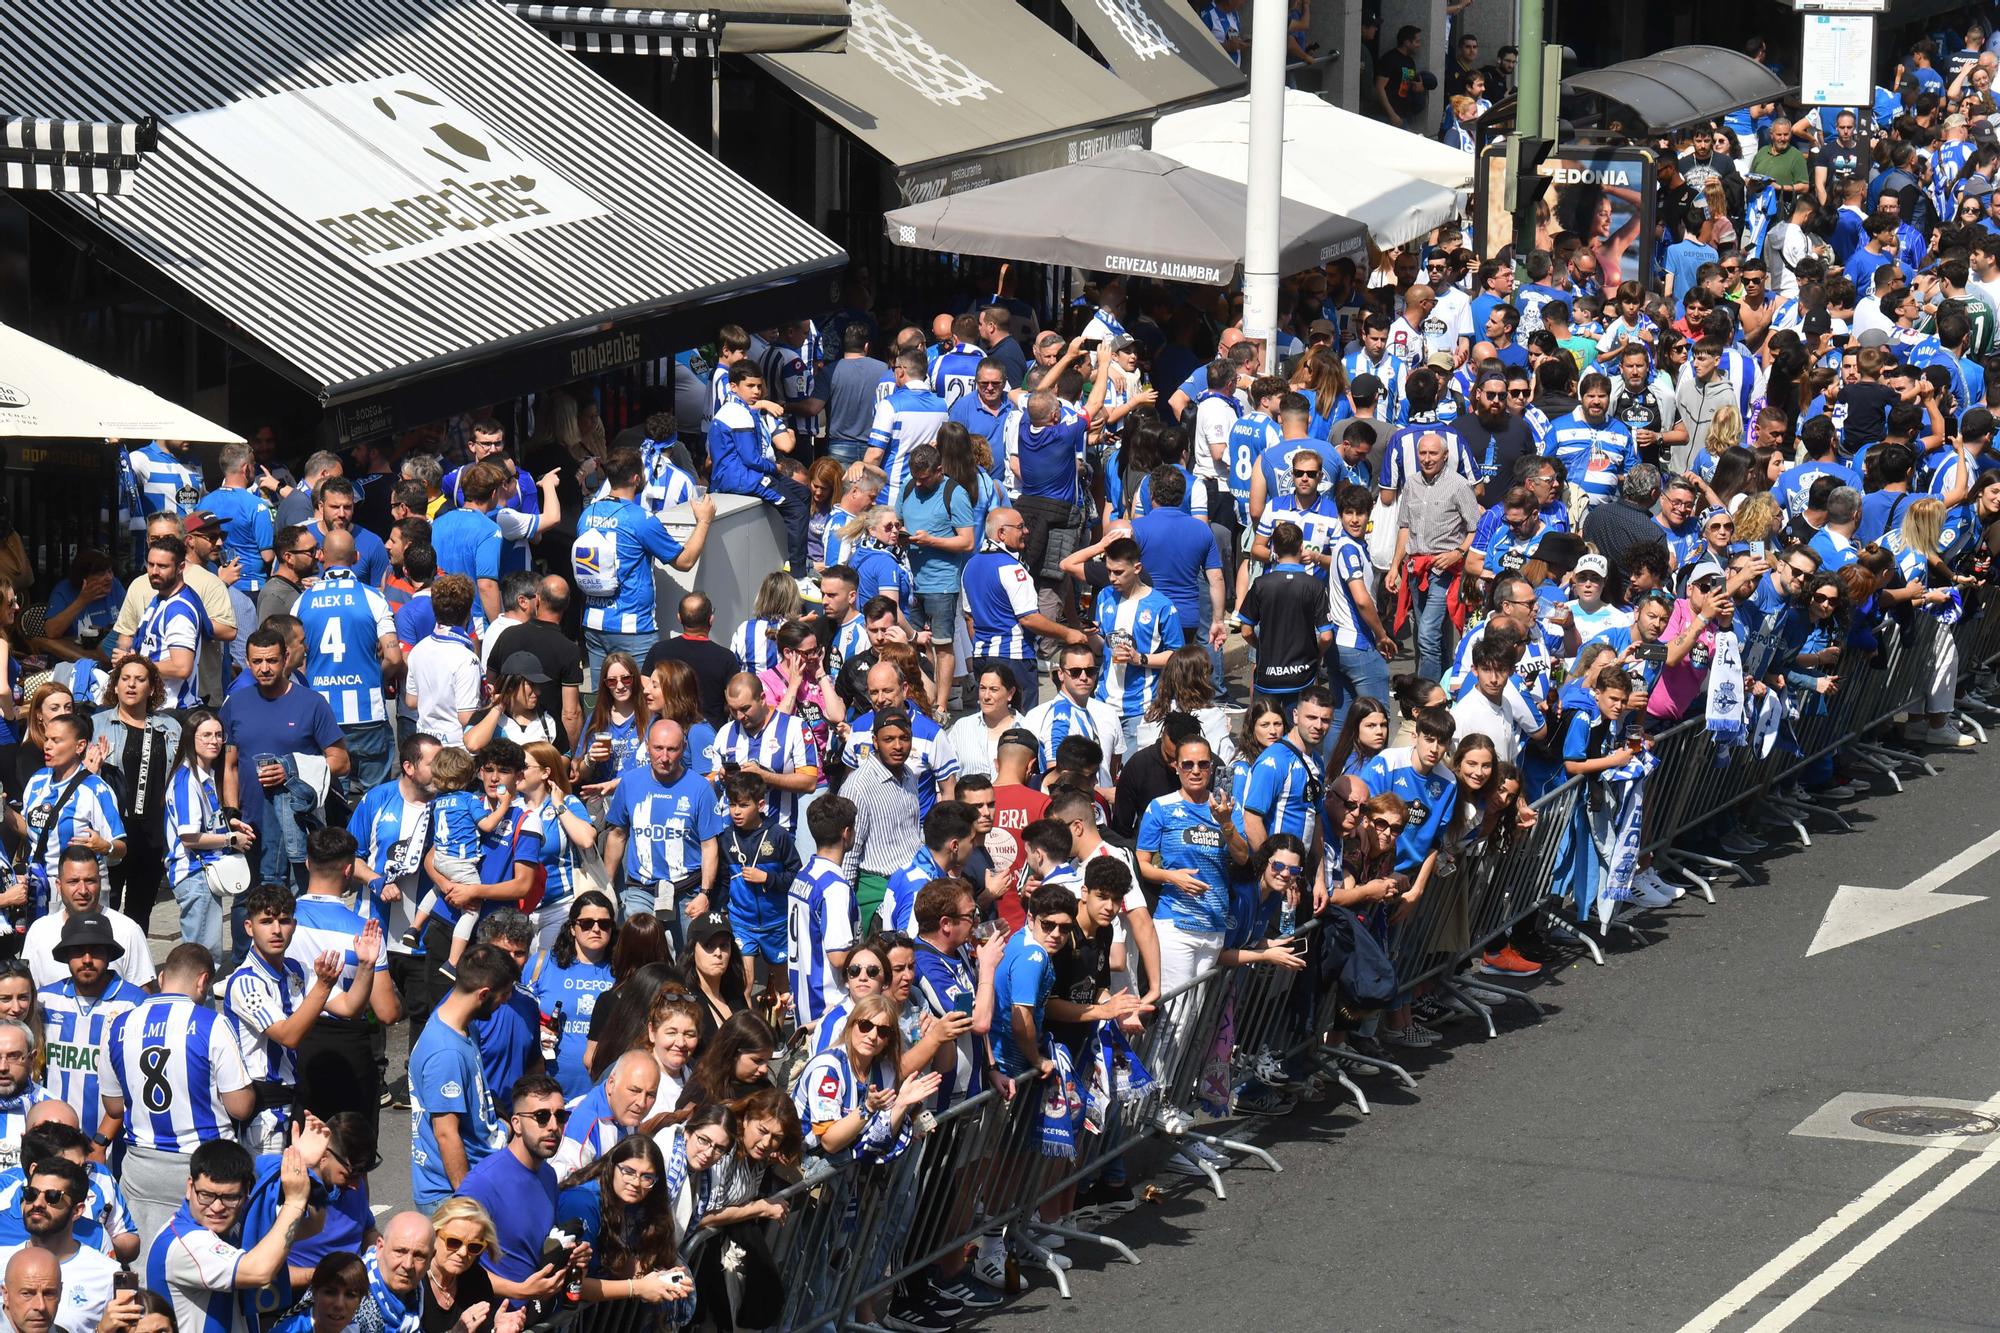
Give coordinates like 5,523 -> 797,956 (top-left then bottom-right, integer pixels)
1278,900 -> 1297,936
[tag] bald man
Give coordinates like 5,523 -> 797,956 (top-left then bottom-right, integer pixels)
294,526 -> 402,798
1320,774 -> 1371,914
365,1212 -> 433,1323
2,1247 -> 59,1333
552,1049 -> 660,1177
601,718 -> 725,932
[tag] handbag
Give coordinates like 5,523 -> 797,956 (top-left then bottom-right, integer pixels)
189,767 -> 250,903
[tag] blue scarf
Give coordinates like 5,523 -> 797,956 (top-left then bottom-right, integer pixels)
429,624 -> 477,653
362,1250 -> 421,1333
0,1081 -> 46,1118
1192,389 -> 1242,420
1092,306 -> 1127,338
1083,1021 -> 1154,1133
1037,1042 -> 1082,1159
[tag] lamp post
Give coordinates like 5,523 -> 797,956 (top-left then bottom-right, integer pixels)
1243,0 -> 1290,374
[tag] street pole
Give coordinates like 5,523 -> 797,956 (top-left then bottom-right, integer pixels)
1510,0 -> 1544,264
1243,0 -> 1288,375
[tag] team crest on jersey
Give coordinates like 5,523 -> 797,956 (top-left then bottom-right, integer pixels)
1138,612 -> 1152,625
441,1080 -> 462,1098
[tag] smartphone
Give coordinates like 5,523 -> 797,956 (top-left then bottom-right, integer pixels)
113,1270 -> 139,1295
1080,337 -> 1103,353
1635,641 -> 1668,665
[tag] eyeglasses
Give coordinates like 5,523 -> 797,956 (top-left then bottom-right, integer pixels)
852,1019 -> 891,1036
514,1106 -> 572,1127
326,1148 -> 383,1175
845,963 -> 883,979
976,378 -> 1006,388
286,546 -> 318,558
1507,387 -> 1532,398
1368,817 -> 1406,835
1036,918 -> 1074,933
576,917 -> 613,932
613,1164 -> 660,1187
438,1236 -> 487,1256
21,1187 -> 68,1205
192,1187 -> 242,1209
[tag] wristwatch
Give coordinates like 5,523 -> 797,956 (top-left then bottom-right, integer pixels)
91,1133 -> 111,1148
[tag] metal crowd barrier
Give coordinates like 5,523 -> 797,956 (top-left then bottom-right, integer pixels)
539,589 -> 2000,1331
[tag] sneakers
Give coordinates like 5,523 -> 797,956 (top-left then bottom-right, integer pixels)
970,1240 -> 1008,1290
1814,782 -> 1859,800
1717,830 -> 1766,855
1923,725 -> 1979,749
1162,1150 -> 1210,1177
1075,1180 -> 1137,1218
1383,1021 -> 1440,1049
1151,1105 -> 1193,1136
1410,996 -> 1460,1026
1628,870 -> 1677,909
1233,1085 -> 1295,1116
436,960 -> 458,983
1475,946 -> 1542,976
933,1275 -> 1004,1310
398,928 -> 421,950
881,1298 -> 954,1332
1187,1140 -> 1231,1167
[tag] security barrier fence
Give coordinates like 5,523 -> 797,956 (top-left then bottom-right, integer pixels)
533,593 -> 2000,1332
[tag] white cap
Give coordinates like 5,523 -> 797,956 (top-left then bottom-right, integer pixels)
1574,553 -> 1609,578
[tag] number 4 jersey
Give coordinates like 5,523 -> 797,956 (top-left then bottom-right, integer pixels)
295,567 -> 395,725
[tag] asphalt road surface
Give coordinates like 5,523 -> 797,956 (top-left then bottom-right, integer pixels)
994,736 -> 2000,1332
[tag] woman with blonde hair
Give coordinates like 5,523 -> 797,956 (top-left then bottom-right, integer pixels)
425,1197 -> 509,1333
1896,497 -> 1979,747
7,680 -> 73,799
840,505 -> 913,609
1698,403 -> 1742,478
730,571 -> 803,674
1734,492 -> 1784,555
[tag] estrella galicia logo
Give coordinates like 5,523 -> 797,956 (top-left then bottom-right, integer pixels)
0,382 -> 25,409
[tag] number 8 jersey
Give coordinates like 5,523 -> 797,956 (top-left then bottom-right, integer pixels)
102,993 -> 252,1152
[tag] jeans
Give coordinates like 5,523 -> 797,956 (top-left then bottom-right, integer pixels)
1196,580 -> 1228,703
341,721 -> 394,803
829,439 -> 867,466
1412,574 -> 1454,684
1328,643 -> 1393,738
172,871 -> 220,957
585,629 -> 658,694
252,756 -> 319,891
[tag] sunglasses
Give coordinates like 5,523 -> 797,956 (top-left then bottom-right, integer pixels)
515,1107 -> 571,1127
845,963 -> 884,979
1367,816 -> 1405,835
1062,666 -> 1099,678
439,1236 -> 487,1256
1810,592 -> 1839,605
1177,759 -> 1213,771
1292,468 -> 1323,479
852,1019 -> 892,1036
1268,863 -> 1302,878
21,1187 -> 67,1205
576,918 -> 613,932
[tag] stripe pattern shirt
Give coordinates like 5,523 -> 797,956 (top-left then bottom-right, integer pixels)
1024,694 -> 1122,784
730,617 -> 780,673
225,953 -> 308,1087
135,586 -> 207,709
960,548 -> 1038,660
128,444 -> 203,519
1094,585 -> 1183,715
40,977 -> 150,1126
102,993 -> 253,1153
870,382 -> 951,504
289,894 -> 390,993
165,764 -> 223,887
19,767 -> 125,887
295,568 -> 396,724
788,855 -> 857,1025
713,711 -> 819,833
841,710 -> 958,816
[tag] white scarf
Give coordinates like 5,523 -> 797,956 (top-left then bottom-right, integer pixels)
1705,628 -> 1745,744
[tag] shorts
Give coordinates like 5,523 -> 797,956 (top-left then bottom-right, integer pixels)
1016,495 -> 1084,581
730,888 -> 789,963
905,590 -> 962,641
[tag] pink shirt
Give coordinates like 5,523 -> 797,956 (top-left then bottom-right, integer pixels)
1647,600 -> 1718,721
760,667 -> 833,756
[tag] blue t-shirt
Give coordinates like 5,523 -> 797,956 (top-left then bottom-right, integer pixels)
896,481 -> 977,594
218,682 -> 344,829
529,954 -> 615,1101
1357,747 -> 1458,874
1664,240 -> 1719,315
1016,410 -> 1088,504
1137,792 -> 1232,931
989,928 -> 1057,1076
409,1018 -> 505,1208
459,1146 -> 559,1282
1773,459 -> 1862,517
196,485 -> 275,590
604,763 -> 726,886
1131,508 -> 1221,636
45,579 -> 120,642
431,507 -> 503,591
474,987 -> 543,1114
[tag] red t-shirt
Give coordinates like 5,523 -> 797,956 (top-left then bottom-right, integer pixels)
987,783 -> 1050,930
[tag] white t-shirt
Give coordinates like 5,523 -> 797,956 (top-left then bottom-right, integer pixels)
405,636 -> 482,746
0,1242 -> 118,1333
1191,396 -> 1239,481
24,908 -> 157,990
1431,287 -> 1474,345
1450,686 -> 1543,765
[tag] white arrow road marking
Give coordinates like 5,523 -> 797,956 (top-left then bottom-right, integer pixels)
1805,826 -> 2000,956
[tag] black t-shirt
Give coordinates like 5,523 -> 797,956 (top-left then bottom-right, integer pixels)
1838,382 -> 1897,452
420,1262 -> 495,1333
1813,141 -> 1864,187
1239,566 -> 1329,696
1379,50 -> 1425,118
644,634 -> 740,726
1454,413 -> 1538,494
489,620 -> 586,750
1050,923 -> 1113,1056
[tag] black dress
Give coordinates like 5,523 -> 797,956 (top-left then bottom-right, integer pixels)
419,1263 -> 497,1333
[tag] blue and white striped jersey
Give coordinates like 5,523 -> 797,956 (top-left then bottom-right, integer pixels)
960,548 -> 1038,660
841,710 -> 959,815
0,1083 -> 55,1170
40,977 -> 149,1126
1225,412 -> 1282,518
552,1078 -> 634,1178
148,1204 -> 248,1333
1094,584 -> 1183,715
1342,347 -> 1408,420
730,617 -> 780,673
911,939 -> 985,1106
932,343 -> 985,406
787,855 -> 856,1026
571,498 -> 687,636
1243,740 -> 1324,850
135,587 -> 206,709
19,767 -> 125,886
1382,423 -> 1477,491
828,612 -> 869,679
165,763 -> 223,895
102,993 -> 253,1152
289,893 -> 388,993
295,568 -> 395,725
225,953 -> 308,1088
1326,534 -> 1375,650
127,444 -> 203,519
603,765 -> 726,887
869,382 -> 951,504
1541,412 -> 1639,503
1023,694 -> 1122,785
713,711 -> 818,833
1257,493 -> 1344,579
593,440 -> 698,518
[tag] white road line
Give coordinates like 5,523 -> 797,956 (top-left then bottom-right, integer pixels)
1745,1144 -> 2000,1330
1674,1085 -> 2000,1333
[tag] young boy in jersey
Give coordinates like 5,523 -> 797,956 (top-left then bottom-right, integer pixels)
719,771 -> 800,1005
407,746 -> 502,977
789,796 -> 857,1028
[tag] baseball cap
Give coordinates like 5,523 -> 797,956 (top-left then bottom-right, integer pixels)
686,912 -> 734,949
1307,318 -> 1338,340
1801,310 -> 1832,337
998,727 -> 1041,757
1962,407 -> 1996,440
1106,334 -> 1139,352
1684,558 -> 1725,590
1574,553 -> 1609,579
498,651 -> 552,685
1350,373 -> 1384,400
1425,351 -> 1455,371
53,913 -> 124,962
1854,327 -> 1891,349
182,510 -> 223,537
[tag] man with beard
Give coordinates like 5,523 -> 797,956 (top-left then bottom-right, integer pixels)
0,1157 -> 116,1333
0,1026 -> 50,1174
1453,372 -> 1537,500
458,1074 -> 586,1303
408,945 -> 517,1208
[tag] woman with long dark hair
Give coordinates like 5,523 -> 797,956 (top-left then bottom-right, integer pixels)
572,651 -> 649,801
555,1135 -> 695,1316
164,707 -> 252,963
93,653 -> 181,924
528,891 -> 618,1101
585,960 -> 690,1085
678,1011 -> 775,1110
676,915 -> 751,1040
652,1103 -> 737,1242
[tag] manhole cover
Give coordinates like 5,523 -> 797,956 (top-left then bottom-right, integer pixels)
1852,1105 -> 2000,1137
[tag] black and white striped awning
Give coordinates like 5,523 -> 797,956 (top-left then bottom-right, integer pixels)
507,4 -> 719,57
2,115 -> 157,196
0,0 -> 845,418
